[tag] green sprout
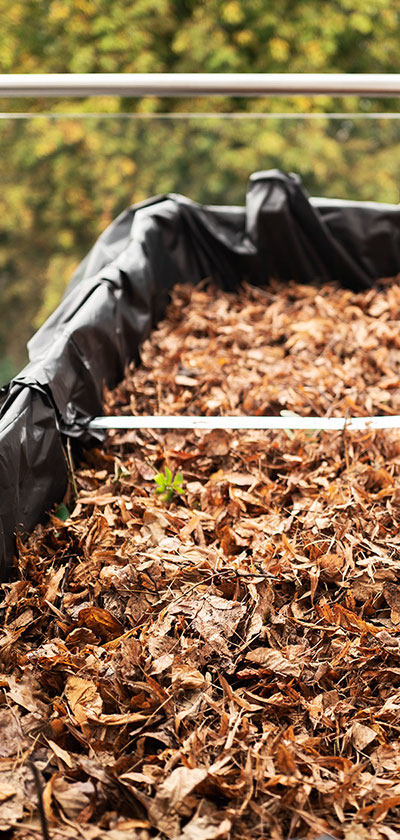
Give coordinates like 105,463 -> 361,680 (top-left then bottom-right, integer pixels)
153,467 -> 185,503
55,502 -> 70,521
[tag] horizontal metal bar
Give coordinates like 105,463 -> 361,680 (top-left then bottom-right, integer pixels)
1,74 -> 400,98
2,111 -> 400,120
88,415 -> 400,432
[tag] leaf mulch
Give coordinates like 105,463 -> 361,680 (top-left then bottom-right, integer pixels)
4,279 -> 400,840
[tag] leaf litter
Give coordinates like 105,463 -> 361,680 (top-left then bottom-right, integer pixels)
4,278 -> 400,838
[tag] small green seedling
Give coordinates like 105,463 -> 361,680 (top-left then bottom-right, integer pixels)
154,467 -> 185,503
55,502 -> 70,521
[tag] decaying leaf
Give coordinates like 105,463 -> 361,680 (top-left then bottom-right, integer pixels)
148,767 -> 208,837
244,647 -> 302,677
52,778 -> 96,820
178,813 -> 232,839
65,676 -> 103,724
166,594 -> 246,655
345,721 -> 378,751
0,709 -> 25,758
77,606 -> 124,640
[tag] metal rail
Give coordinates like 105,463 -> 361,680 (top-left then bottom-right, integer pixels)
2,111 -> 400,120
1,73 -> 400,98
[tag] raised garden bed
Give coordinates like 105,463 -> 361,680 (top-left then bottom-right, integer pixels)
3,276 -> 400,839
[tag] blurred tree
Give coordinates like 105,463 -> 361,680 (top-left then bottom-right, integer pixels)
0,0 -> 400,381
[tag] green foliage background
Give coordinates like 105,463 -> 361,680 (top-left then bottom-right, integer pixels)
1,0 -> 400,383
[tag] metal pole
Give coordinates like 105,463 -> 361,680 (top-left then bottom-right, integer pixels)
1,74 -> 400,98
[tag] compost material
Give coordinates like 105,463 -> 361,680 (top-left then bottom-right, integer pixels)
3,279 -> 400,839
2,169 -> 400,579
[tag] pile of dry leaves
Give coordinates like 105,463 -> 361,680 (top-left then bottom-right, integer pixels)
3,279 -> 400,840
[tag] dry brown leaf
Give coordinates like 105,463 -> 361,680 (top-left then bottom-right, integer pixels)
44,564 -> 66,604
0,784 -> 18,804
167,594 -> 246,654
172,663 -> 206,692
6,674 -> 47,715
370,743 -> 400,773
52,778 -> 96,820
178,813 -> 232,839
78,606 -> 124,640
148,767 -> 208,836
0,708 -> 25,758
0,768 -> 26,827
346,721 -> 377,751
201,430 -> 231,456
47,739 -> 75,768
244,647 -> 301,677
65,676 -> 103,724
86,711 -> 148,725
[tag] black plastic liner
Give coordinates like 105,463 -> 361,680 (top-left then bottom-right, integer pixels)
1,169 -> 400,580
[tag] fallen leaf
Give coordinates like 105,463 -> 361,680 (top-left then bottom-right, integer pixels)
244,647 -> 301,677
0,709 -> 25,758
78,606 -> 124,640
52,777 -> 96,820
149,767 -> 208,837
178,813 -> 231,839
346,722 -> 377,751
65,676 -> 103,724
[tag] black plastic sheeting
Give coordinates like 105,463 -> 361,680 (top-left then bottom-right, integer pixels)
2,168 -> 400,580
